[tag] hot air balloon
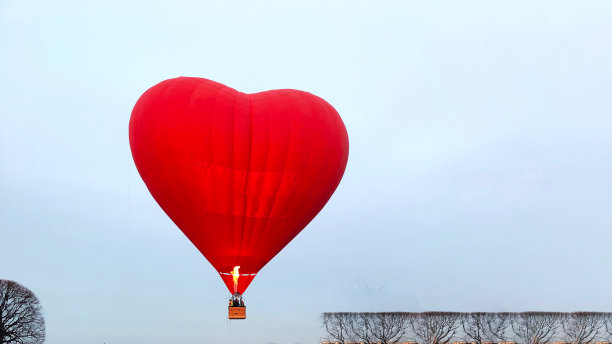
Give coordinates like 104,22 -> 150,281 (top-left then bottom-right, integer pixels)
129,77 -> 349,319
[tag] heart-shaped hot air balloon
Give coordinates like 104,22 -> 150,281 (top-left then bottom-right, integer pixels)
129,77 -> 349,302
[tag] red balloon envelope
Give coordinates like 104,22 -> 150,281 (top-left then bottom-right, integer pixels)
129,77 -> 349,294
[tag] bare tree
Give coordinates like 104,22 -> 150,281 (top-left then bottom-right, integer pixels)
0,279 -> 45,344
603,313 -> 612,342
510,312 -> 561,344
323,313 -> 354,344
321,311 -> 612,344
410,312 -> 461,344
462,312 -> 497,344
486,312 -> 513,342
370,312 -> 410,344
351,312 -> 376,344
560,312 -> 604,344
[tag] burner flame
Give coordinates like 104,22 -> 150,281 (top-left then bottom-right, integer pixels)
231,266 -> 240,293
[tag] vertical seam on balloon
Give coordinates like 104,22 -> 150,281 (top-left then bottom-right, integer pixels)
247,92 -> 284,264
332,99 -> 349,195
266,92 -> 291,218
243,92 -> 272,273
137,81 -> 173,178
167,82 -> 204,224
249,92 -> 276,272
273,90 -> 301,256
198,85 -> 226,212
322,98 -> 345,204
283,92 -> 319,248
155,82 -> 177,176
207,86 -> 227,168
272,92 -> 318,252
228,90 -> 239,272
265,91 -> 294,228
194,84 -> 226,272
321,101 -> 343,206
255,90 -> 316,267
235,94 -> 253,275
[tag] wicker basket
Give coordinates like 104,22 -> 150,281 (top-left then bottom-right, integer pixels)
228,306 -> 246,319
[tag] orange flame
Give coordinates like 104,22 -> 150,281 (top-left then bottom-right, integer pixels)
231,266 -> 240,293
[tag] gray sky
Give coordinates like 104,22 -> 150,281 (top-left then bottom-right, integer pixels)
1,1 -> 612,343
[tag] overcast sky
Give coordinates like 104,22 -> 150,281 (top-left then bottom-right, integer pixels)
1,1 -> 612,344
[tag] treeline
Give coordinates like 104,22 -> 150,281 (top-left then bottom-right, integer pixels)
322,312 -> 612,344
